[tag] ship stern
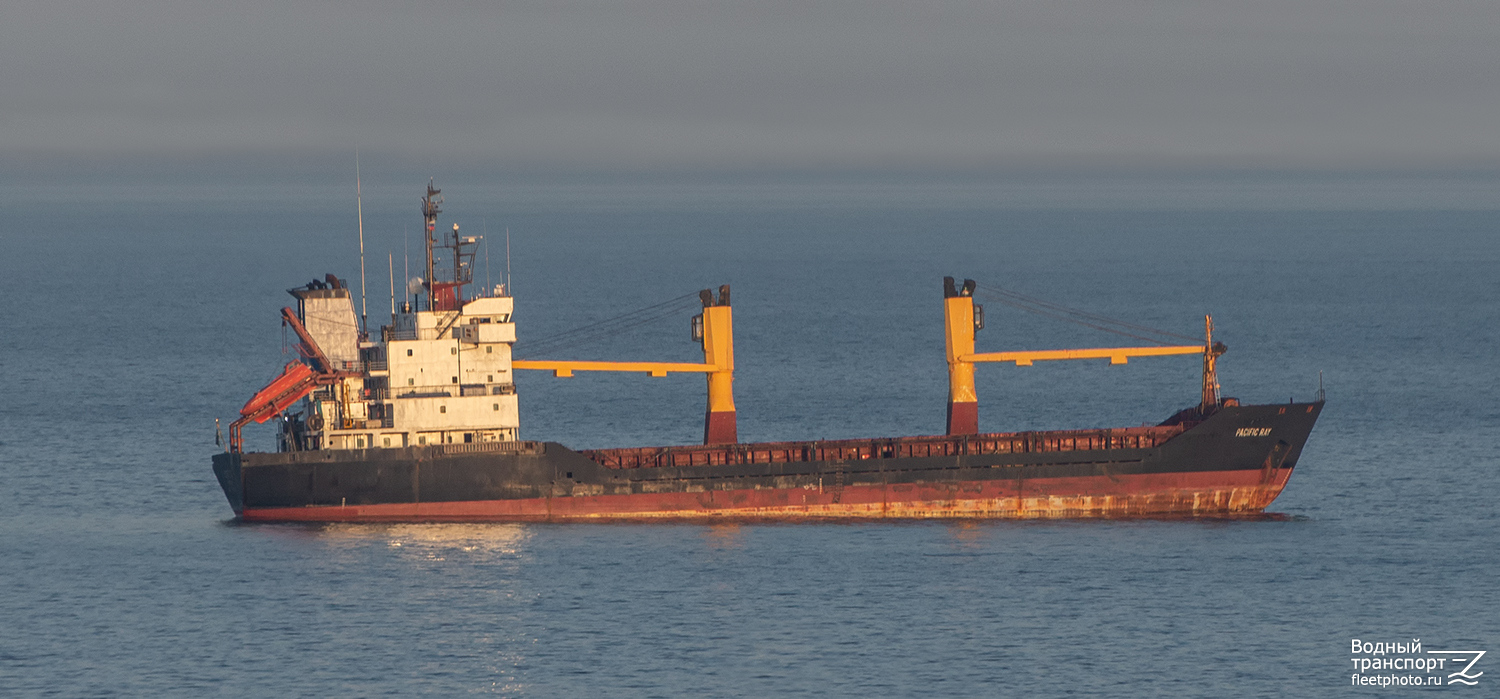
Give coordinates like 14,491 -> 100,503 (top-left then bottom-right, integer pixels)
211,452 -> 244,516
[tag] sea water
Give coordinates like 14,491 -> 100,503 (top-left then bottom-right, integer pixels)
0,171 -> 1496,696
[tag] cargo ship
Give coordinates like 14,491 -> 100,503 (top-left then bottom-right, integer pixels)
211,182 -> 1322,521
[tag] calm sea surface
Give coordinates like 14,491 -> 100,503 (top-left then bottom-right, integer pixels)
1,172 -> 1496,696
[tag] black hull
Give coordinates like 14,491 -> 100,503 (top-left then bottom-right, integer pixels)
213,401 -> 1322,521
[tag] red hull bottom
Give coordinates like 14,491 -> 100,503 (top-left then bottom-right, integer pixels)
240,467 -> 1294,523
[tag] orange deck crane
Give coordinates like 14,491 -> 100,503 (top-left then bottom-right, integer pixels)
227,307 -> 359,451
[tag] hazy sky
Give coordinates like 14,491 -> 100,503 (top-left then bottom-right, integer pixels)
4,1 -> 1498,172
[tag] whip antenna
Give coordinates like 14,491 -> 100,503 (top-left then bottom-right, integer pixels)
356,151 -> 368,335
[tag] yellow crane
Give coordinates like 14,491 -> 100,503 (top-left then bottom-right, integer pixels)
513,278 -> 1225,445
942,277 -> 1225,435
512,285 -> 737,444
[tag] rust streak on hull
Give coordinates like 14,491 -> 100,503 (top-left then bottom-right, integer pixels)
240,467 -> 1295,522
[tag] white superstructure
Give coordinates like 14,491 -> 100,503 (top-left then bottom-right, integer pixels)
279,280 -> 520,452
227,180 -> 737,456
271,181 -> 521,452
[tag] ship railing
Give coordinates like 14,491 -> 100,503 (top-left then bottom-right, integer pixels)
441,440 -> 541,456
580,425 -> 1189,470
395,389 -> 453,399
317,416 -> 395,432
343,416 -> 394,430
319,359 -> 388,373
368,383 -> 515,400
383,327 -> 462,341
460,383 -> 517,397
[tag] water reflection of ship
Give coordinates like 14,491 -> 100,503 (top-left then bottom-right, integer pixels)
701,523 -> 745,549
316,523 -> 534,557
212,182 -> 1322,522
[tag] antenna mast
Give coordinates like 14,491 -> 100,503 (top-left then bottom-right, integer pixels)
421,180 -> 442,310
452,222 -> 462,294
356,152 -> 368,336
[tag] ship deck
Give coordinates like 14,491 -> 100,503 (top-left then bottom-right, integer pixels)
579,423 -> 1191,469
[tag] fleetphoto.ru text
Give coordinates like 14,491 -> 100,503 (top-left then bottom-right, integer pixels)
1350,639 -> 1484,688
